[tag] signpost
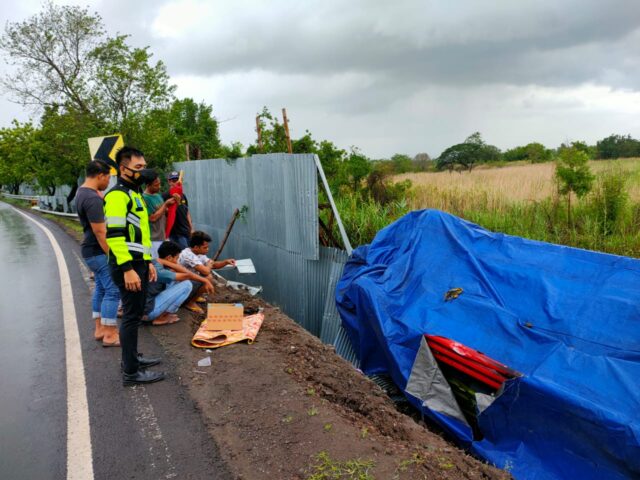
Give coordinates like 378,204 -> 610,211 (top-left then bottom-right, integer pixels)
87,134 -> 124,175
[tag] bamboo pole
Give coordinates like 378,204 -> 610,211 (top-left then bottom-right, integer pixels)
256,116 -> 263,152
282,108 -> 292,154
213,208 -> 240,260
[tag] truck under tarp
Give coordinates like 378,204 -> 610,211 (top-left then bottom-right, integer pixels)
336,209 -> 640,480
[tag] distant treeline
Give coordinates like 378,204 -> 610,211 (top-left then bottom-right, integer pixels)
378,133 -> 640,175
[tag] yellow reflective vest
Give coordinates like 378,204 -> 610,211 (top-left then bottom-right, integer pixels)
104,178 -> 152,270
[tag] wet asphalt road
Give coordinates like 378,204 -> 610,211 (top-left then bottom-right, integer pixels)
0,202 -> 231,480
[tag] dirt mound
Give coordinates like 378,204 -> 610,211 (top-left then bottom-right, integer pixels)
152,285 -> 510,480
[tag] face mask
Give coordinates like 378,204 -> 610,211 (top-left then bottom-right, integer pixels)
124,166 -> 156,186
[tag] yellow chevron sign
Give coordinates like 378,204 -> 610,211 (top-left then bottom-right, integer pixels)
88,134 -> 124,175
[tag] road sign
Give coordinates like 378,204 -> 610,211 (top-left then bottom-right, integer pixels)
88,134 -> 124,175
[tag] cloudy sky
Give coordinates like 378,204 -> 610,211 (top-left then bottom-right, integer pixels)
1,0 -> 640,158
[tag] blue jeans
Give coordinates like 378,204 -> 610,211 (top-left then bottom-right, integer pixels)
170,234 -> 189,250
148,281 -> 193,320
84,254 -> 120,326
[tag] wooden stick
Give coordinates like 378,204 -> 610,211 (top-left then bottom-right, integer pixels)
256,116 -> 263,152
213,208 -> 240,260
318,216 -> 341,249
282,108 -> 292,154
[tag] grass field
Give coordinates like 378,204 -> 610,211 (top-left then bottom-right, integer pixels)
396,158 -> 640,210
393,158 -> 640,258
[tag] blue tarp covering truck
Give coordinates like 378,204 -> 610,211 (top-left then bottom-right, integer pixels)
336,209 -> 640,480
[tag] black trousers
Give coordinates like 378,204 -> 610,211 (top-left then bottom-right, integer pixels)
110,261 -> 149,374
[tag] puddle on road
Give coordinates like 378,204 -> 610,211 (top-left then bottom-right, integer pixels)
0,206 -> 37,263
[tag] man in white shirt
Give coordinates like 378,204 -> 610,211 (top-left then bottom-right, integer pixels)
178,231 -> 235,313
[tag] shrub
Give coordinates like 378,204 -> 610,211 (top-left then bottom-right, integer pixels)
587,167 -> 629,235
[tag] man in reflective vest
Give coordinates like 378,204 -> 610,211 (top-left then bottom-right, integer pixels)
105,146 -> 165,386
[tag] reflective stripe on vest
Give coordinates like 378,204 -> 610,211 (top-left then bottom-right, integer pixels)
126,242 -> 152,256
106,216 -> 126,226
126,213 -> 141,228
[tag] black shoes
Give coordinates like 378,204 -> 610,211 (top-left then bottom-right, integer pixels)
120,353 -> 162,372
122,369 -> 166,386
137,354 -> 161,368
121,353 -> 164,385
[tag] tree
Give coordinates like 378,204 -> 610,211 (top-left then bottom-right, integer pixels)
555,147 -> 594,226
121,108 -> 182,171
436,132 -> 501,172
413,152 -> 432,171
390,153 -> 413,174
0,2 -> 175,126
558,140 -> 596,160
504,142 -> 552,163
596,134 -> 640,159
220,142 -> 244,159
90,36 -> 175,125
0,121 -> 37,194
168,98 -> 221,160
0,2 -> 101,115
291,130 -> 317,154
31,108 -> 92,194
345,148 -> 372,192
246,107 -> 288,154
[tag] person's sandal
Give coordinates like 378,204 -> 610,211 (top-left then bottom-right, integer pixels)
101,325 -> 120,347
102,337 -> 121,347
185,304 -> 204,314
194,296 -> 207,303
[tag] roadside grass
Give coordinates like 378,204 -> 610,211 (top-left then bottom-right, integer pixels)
307,451 -> 375,480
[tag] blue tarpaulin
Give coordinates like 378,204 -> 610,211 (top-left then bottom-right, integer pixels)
336,209 -> 640,480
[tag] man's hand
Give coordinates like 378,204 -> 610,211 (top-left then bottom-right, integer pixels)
124,270 -> 142,291
165,197 -> 176,207
149,263 -> 157,282
203,279 -> 215,294
225,258 -> 237,267
171,193 -> 181,203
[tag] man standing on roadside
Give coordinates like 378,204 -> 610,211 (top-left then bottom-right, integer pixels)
104,146 -> 165,386
75,160 -> 121,347
143,171 -> 175,258
163,171 -> 193,249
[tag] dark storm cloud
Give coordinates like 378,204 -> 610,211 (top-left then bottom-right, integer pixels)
154,0 -> 640,90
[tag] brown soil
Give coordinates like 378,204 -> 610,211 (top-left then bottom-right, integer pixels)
152,285 -> 510,480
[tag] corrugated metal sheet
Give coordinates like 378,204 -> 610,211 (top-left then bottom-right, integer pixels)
177,154 -> 356,351
175,153 -> 319,260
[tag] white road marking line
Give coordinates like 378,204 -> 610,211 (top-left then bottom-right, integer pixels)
73,250 -> 93,291
12,207 -> 94,480
130,386 -> 178,479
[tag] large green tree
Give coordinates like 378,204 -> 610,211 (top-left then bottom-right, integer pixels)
0,121 -> 37,194
90,35 -> 175,125
596,134 -> 640,159
437,132 -> 501,172
169,98 -> 221,160
0,2 -> 175,126
503,142 -> 552,163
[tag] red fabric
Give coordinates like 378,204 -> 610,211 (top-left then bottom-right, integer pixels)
425,334 -> 520,391
165,183 -> 183,238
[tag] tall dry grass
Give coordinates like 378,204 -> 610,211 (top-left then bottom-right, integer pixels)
393,158 -> 640,257
398,158 -> 640,213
